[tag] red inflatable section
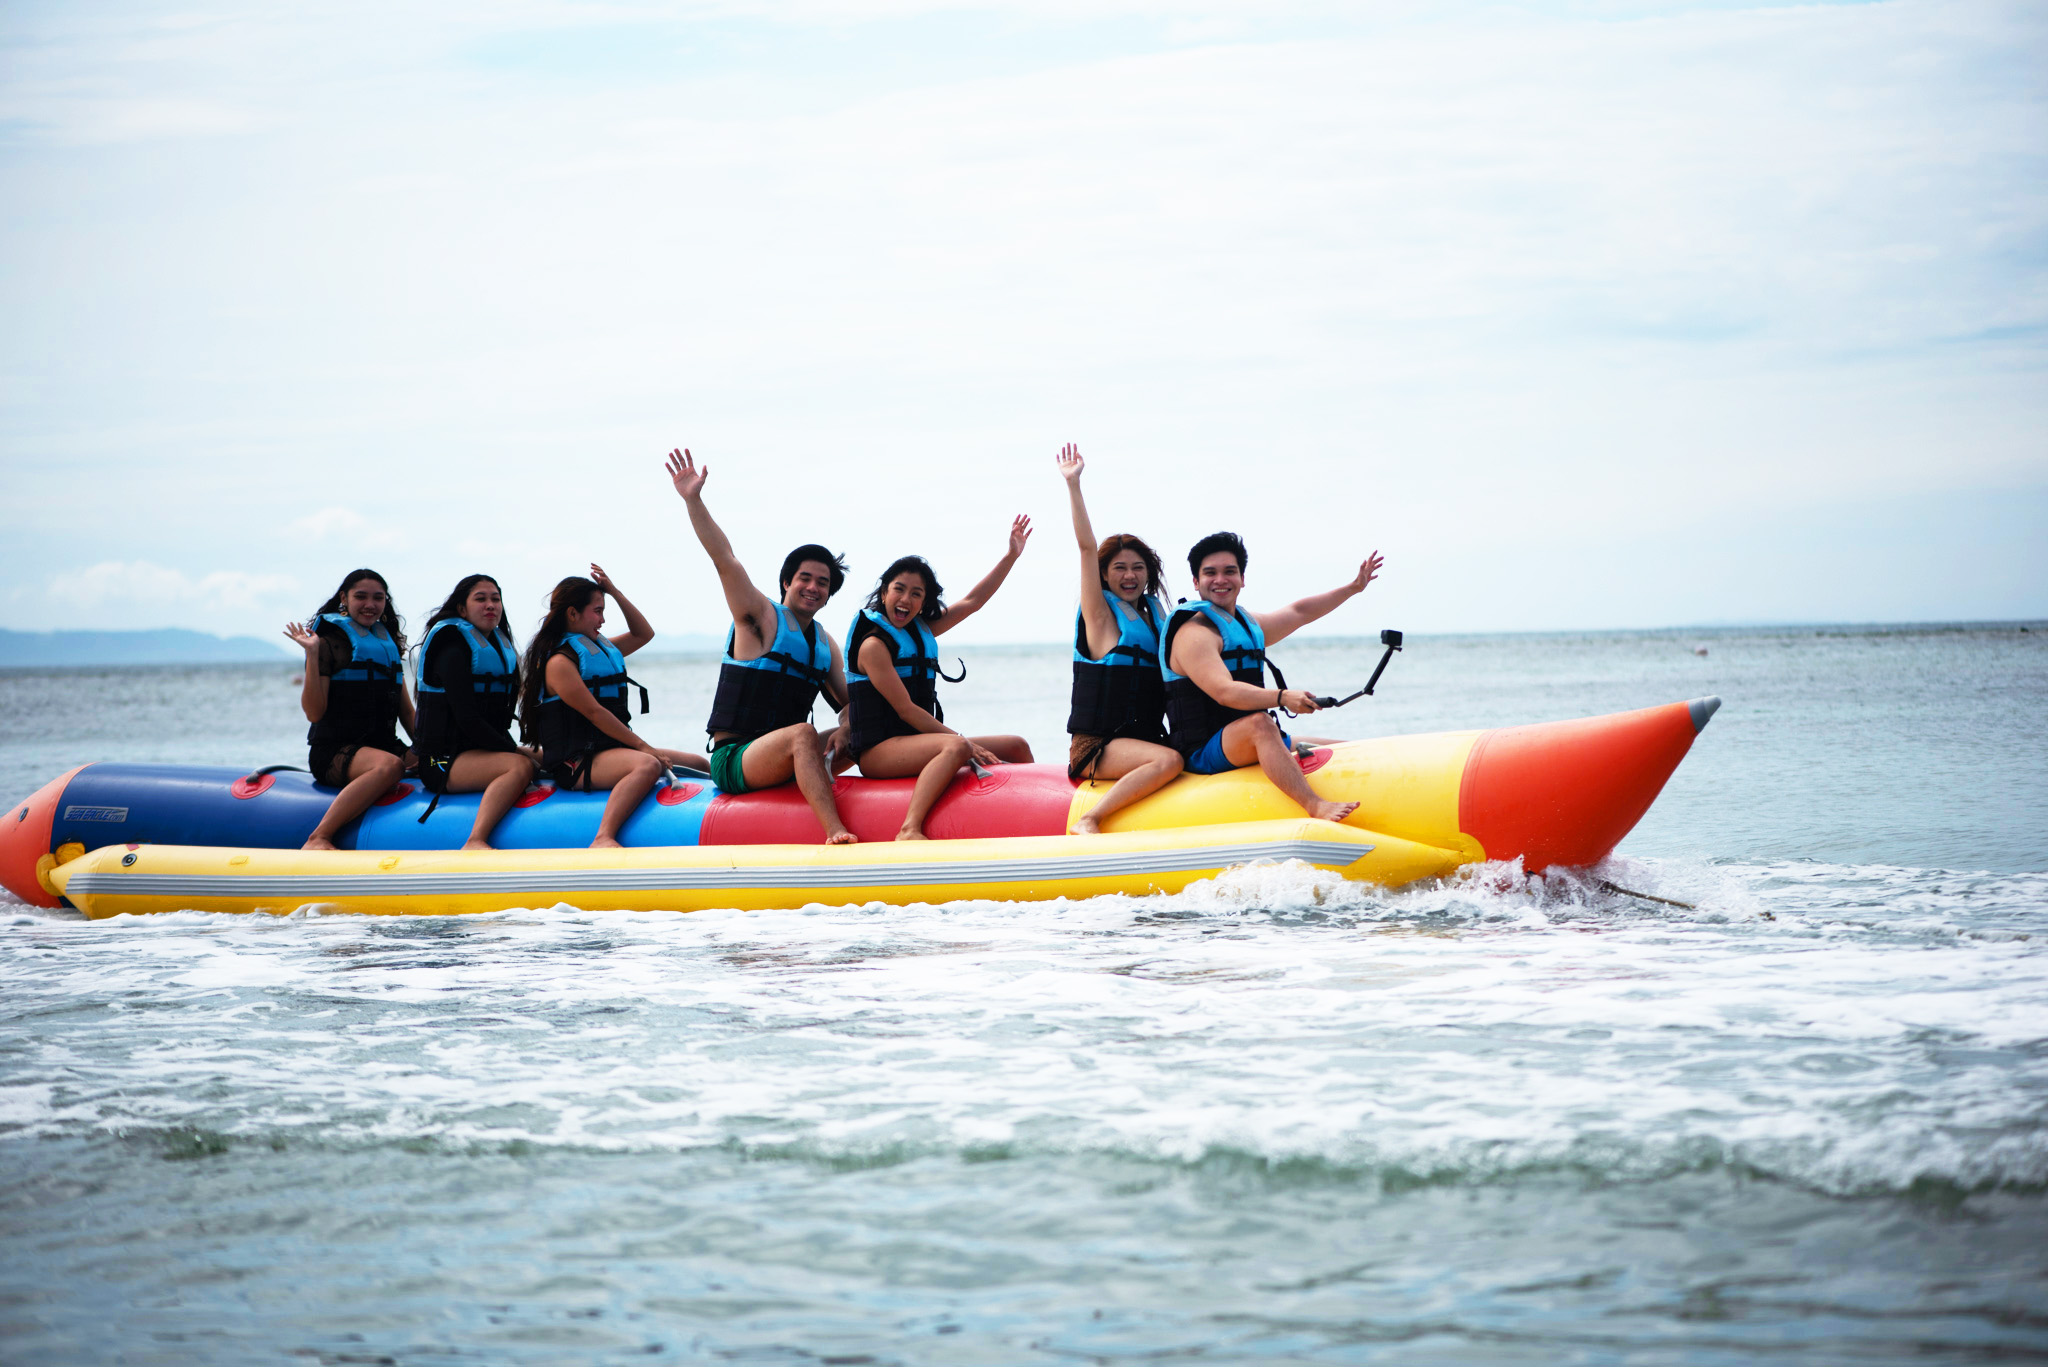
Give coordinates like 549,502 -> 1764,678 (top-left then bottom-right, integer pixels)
1458,701 -> 1704,872
0,765 -> 84,909
699,762 -> 1077,845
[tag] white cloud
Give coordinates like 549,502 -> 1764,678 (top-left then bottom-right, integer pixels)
45,561 -> 302,630
0,0 -> 2041,635
287,506 -> 398,547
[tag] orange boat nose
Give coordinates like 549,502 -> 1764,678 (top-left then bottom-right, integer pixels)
1,765 -> 86,908
1458,699 -> 1718,872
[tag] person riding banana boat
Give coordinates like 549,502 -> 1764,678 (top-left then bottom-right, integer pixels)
666,446 -> 858,845
842,526 -> 1035,842
282,568 -> 415,851
411,573 -> 538,850
519,566 -> 707,850
1162,531 -> 1385,825
1054,444 -> 1184,835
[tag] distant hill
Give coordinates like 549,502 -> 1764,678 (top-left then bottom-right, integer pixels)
0,628 -> 292,668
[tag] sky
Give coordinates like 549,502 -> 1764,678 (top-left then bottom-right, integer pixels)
1,0 -> 2043,648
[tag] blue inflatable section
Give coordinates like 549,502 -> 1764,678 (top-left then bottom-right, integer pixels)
47,764 -> 716,853
355,778 -> 714,850
51,765 -> 332,852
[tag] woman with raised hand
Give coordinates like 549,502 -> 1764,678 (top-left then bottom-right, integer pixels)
843,521 -> 1035,841
519,566 -> 706,850
412,574 -> 538,850
1055,445 -> 1183,833
283,568 -> 415,851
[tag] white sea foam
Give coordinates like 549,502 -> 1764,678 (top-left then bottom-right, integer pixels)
3,855 -> 2043,1199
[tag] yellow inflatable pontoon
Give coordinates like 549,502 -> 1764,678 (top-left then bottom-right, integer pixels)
15,698 -> 1720,919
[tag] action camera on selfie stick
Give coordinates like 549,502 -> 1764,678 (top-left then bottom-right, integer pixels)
1311,629 -> 1403,710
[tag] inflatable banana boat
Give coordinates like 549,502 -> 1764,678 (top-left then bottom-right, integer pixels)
1,698 -> 1720,919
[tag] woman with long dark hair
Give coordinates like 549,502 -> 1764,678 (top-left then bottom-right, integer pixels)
842,523 -> 1035,841
282,568 -> 414,851
1055,445 -> 1183,833
519,566 -> 705,849
412,574 -> 537,850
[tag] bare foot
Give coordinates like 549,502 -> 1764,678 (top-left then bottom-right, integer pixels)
896,829 -> 929,842
825,829 -> 859,845
591,834 -> 624,850
1307,799 -> 1359,824
1073,814 -> 1102,836
461,839 -> 493,852
302,836 -> 338,852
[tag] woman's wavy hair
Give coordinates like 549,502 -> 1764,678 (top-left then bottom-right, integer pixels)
1096,534 -> 1164,598
308,568 -> 405,654
518,576 -> 603,734
864,555 -> 945,623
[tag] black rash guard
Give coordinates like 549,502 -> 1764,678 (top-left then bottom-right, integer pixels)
422,627 -> 519,756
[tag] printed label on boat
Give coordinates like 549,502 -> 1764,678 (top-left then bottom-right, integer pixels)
62,805 -> 129,823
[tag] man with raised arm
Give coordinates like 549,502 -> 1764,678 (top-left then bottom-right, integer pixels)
666,447 -> 858,845
1161,532 -> 1385,825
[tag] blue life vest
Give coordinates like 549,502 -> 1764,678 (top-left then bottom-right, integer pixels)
307,613 -> 404,752
414,618 -> 518,752
1067,590 -> 1167,743
533,633 -> 648,771
705,603 -> 834,743
844,608 -> 944,755
1160,599 -> 1271,758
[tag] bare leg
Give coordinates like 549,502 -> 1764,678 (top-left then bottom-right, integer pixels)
738,725 -> 856,844
858,733 -> 974,840
969,734 -> 1034,764
304,748 -> 404,850
584,749 -> 665,848
442,750 -> 539,851
1074,738 -> 1184,835
1221,713 -> 1358,824
653,747 -> 708,771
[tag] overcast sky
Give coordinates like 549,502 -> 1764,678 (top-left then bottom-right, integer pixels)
2,0 -> 2043,647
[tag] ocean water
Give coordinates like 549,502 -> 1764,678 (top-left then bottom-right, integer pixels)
2,623 -> 2045,1364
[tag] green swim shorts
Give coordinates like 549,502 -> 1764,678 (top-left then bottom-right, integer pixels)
709,737 -> 756,794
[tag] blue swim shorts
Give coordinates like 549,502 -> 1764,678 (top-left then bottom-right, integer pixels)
1184,723 -> 1290,776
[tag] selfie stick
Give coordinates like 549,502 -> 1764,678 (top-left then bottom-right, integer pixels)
1311,629 -> 1404,709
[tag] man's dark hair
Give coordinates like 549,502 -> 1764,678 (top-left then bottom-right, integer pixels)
780,544 -> 848,597
1186,531 -> 1248,578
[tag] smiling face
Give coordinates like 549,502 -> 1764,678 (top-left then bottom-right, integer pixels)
880,574 -> 927,627
782,561 -> 835,617
1194,551 -> 1244,608
461,580 -> 504,633
342,579 -> 388,630
563,590 -> 607,639
1105,549 -> 1151,604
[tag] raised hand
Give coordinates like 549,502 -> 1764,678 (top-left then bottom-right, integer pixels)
589,563 -> 615,593
1055,443 -> 1084,483
283,621 -> 320,654
1007,514 -> 1033,559
1353,551 -> 1384,593
665,447 -> 706,501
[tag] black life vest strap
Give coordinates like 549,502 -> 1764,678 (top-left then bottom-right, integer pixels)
618,675 -> 650,715
758,648 -> 830,687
